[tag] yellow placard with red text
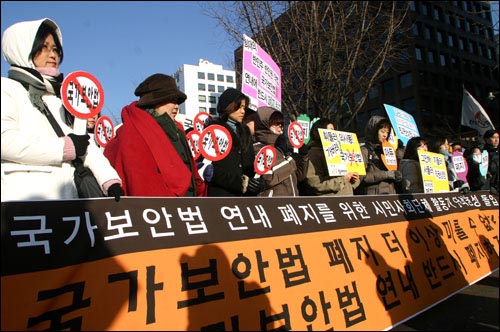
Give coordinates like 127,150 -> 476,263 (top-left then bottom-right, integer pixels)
318,129 -> 366,176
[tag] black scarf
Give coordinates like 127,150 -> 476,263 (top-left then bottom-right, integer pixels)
7,65 -> 74,126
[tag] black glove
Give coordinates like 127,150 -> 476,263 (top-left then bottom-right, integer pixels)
247,177 -> 266,195
387,170 -> 403,182
68,134 -> 90,157
297,143 -> 309,156
453,180 -> 465,189
107,183 -> 124,202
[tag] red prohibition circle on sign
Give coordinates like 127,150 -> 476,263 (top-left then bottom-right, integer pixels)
199,125 -> 233,161
186,130 -> 201,160
288,121 -> 304,149
94,116 -> 114,148
193,112 -> 212,133
61,71 -> 104,119
254,145 -> 277,175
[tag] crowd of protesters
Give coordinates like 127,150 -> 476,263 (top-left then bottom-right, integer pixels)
1,18 -> 498,202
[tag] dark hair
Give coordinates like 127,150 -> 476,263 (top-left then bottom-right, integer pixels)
219,96 -> 249,121
463,144 -> 482,161
403,136 -> 426,161
310,118 -> 334,142
483,129 -> 499,140
29,22 -> 64,64
376,118 -> 392,131
269,111 -> 284,127
428,136 -> 448,153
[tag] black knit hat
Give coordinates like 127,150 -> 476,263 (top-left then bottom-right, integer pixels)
217,88 -> 248,115
135,73 -> 187,108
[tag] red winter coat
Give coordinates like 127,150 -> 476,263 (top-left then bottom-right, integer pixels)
104,101 -> 207,197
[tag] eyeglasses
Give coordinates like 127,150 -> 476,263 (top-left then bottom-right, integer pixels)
41,44 -> 61,56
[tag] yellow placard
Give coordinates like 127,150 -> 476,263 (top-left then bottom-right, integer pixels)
318,129 -> 366,176
418,150 -> 450,193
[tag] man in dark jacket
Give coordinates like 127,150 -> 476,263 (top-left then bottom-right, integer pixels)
483,129 -> 499,195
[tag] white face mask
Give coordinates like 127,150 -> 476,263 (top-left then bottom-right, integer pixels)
473,154 -> 482,164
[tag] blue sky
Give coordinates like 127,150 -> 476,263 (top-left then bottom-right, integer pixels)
2,1 -> 499,124
1,1 -> 237,123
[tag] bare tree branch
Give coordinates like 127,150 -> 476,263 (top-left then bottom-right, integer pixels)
202,1 -> 411,130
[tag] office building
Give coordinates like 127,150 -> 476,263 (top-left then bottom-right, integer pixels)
234,1 -> 498,143
352,0 -> 498,143
174,59 -> 236,128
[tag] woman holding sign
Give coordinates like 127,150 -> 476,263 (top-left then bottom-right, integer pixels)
302,118 -> 360,196
398,136 -> 428,193
205,88 -> 265,196
1,18 -> 123,201
356,116 -> 403,195
463,145 -> 490,192
252,106 -> 307,196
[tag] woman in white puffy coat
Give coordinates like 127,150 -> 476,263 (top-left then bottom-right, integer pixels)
1,18 -> 123,201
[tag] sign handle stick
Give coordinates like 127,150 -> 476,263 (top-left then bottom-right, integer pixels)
73,118 -> 87,135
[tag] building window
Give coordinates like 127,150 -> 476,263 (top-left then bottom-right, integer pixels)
415,47 -> 423,61
458,38 -> 464,50
198,83 -> 206,91
436,30 -> 443,43
473,24 -> 479,35
199,107 -> 207,112
208,84 -> 216,92
198,72 -> 205,79
207,73 -> 215,80
217,74 -> 224,82
399,72 -> 413,89
471,42 -> 479,54
439,53 -> 446,66
218,85 -> 225,93
412,23 -> 419,36
409,1 -> 416,11
424,26 -> 431,40
433,8 -> 441,21
209,96 -> 216,104
198,95 -> 206,102
447,34 -> 454,47
226,75 -> 234,83
444,12 -> 450,24
209,107 -> 217,115
427,50 -> 435,64
420,3 -> 428,15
